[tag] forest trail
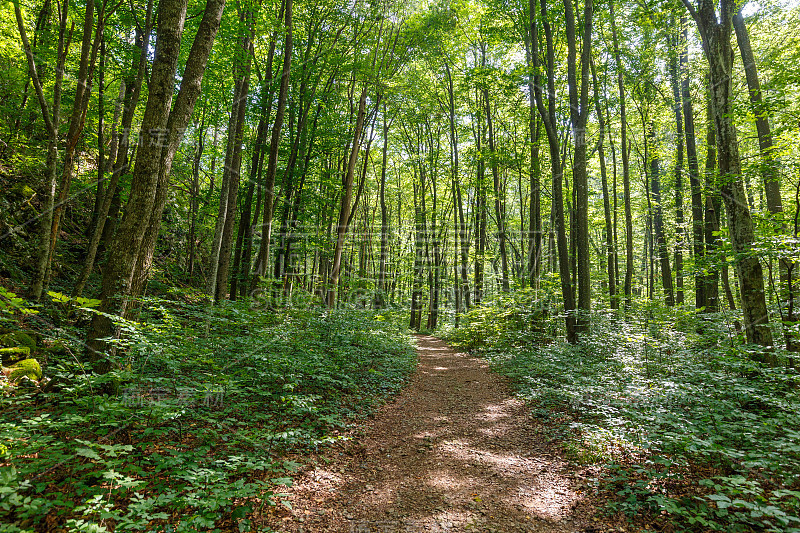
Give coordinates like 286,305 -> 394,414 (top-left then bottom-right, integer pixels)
264,335 -> 600,533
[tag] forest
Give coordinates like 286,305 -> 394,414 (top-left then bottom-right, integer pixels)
1,0 -> 800,529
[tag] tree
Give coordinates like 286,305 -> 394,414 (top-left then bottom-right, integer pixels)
87,0 -> 226,364
683,0 -> 773,347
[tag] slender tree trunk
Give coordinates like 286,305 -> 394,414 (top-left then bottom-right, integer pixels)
252,0 -> 292,293
649,122 -> 675,306
328,83 -> 369,307
443,61 -> 470,311
704,97 -> 721,313
16,0 -> 68,300
533,0 -> 577,342
46,0 -> 103,288
410,180 -> 425,330
93,38 -> 106,237
473,90 -> 487,306
679,17 -> 705,310
73,0 -> 154,298
524,1 -> 542,287
209,15 -> 252,301
734,10 -> 794,349
592,60 -> 616,308
610,0 -> 633,308
484,83 -> 509,292
376,102 -> 391,308
565,0 -> 593,333
188,113 -> 204,280
668,23 -> 685,306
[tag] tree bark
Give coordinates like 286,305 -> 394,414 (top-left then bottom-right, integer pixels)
649,122 -> 675,306
609,0 -> 633,308
565,0 -> 593,333
532,0 -> 577,342
684,0 -> 772,347
668,23 -> 685,306
592,60 -> 616,308
252,0 -> 292,293
484,82 -> 509,292
46,0 -> 104,288
208,13 -> 253,301
87,0 -> 225,365
734,10 -> 794,350
73,0 -> 154,298
15,0 -> 68,300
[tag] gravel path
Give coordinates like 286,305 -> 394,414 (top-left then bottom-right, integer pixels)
264,335 -> 600,532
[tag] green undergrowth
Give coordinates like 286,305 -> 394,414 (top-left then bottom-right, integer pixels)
0,300 -> 416,533
445,304 -> 800,532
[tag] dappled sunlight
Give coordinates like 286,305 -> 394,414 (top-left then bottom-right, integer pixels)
517,481 -> 578,519
476,398 -> 516,421
424,469 -> 470,491
268,335 -> 589,532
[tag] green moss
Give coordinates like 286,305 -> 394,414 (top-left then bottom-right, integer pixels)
8,183 -> 35,200
8,358 -> 42,382
0,346 -> 30,365
0,331 -> 36,350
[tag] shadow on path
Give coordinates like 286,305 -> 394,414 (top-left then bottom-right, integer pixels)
265,335 -> 598,532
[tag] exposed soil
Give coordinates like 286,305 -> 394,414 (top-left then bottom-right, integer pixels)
263,335 -> 609,532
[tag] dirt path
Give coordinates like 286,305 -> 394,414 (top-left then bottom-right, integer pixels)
264,335 -> 599,532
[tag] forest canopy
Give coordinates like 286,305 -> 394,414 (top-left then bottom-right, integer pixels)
1,0 -> 800,529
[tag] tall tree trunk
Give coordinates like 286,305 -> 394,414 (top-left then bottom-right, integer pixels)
130,0 -> 227,303
592,60 -> 616,308
533,0 -> 577,342
208,14 -> 253,301
685,0 -> 772,347
16,0 -> 68,300
609,0 -> 634,308
252,0 -> 292,293
187,113 -> 204,280
473,89 -> 487,306
73,0 -> 154,298
680,16 -> 705,310
376,102 -> 391,308
46,0 -> 103,288
524,0 -> 542,287
93,38 -> 106,237
649,122 -> 675,306
704,96 -> 721,313
87,0 -> 191,362
328,83 -> 369,307
565,0 -> 593,333
734,10 -> 794,349
237,25 -> 280,299
410,180 -> 425,330
668,23 -> 685,306
484,80 -> 509,292
87,0 -> 225,365
443,61 -> 470,311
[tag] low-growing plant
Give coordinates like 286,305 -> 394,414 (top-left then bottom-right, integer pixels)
0,301 -> 416,532
454,307 -> 800,532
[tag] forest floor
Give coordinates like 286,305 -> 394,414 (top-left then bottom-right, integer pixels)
263,335 -> 619,533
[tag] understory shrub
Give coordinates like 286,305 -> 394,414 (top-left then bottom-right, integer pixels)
0,301 -> 416,532
448,305 -> 800,532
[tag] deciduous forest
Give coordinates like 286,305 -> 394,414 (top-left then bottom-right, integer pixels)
1,0 -> 799,529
